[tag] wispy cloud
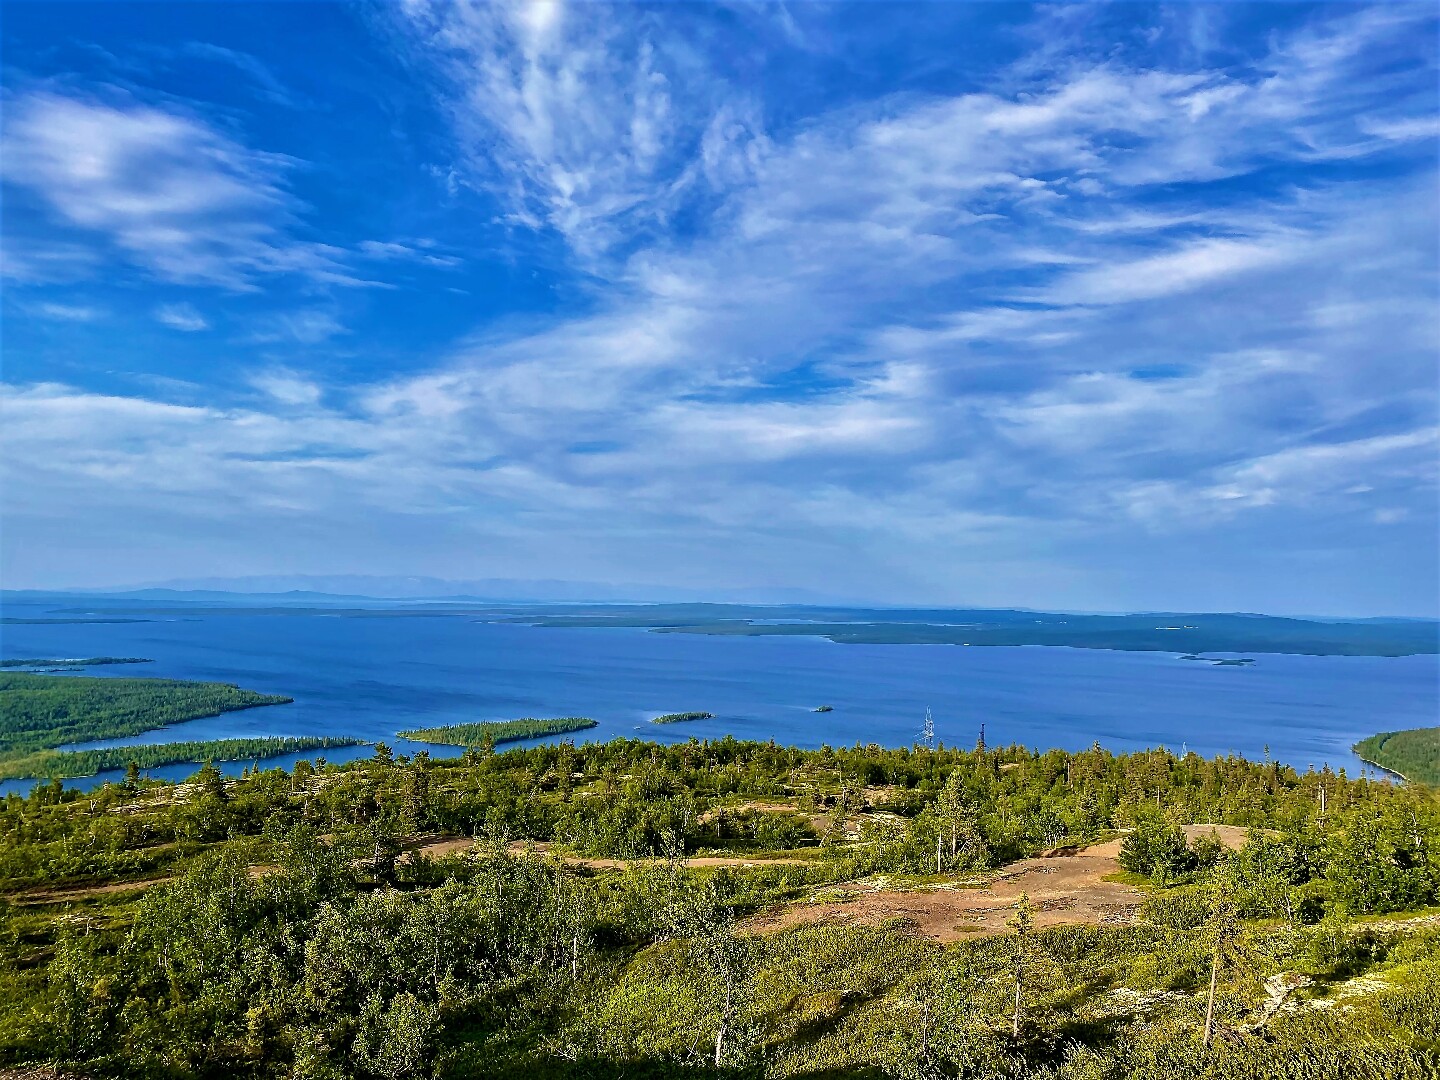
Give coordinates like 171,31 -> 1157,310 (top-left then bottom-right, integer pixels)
179,42 -> 301,107
250,369 -> 323,407
387,1 -> 743,260
154,303 -> 209,332
32,301 -> 103,322
251,309 -> 348,345
358,240 -> 462,268
1,91 -> 382,289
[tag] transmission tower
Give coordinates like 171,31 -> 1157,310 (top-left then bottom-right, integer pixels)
920,707 -> 935,750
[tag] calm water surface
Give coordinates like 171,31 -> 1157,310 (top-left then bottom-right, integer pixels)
3,611 -> 1436,794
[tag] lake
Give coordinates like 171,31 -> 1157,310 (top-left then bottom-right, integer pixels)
3,608 -> 1437,794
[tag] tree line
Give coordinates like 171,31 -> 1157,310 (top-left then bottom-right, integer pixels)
398,717 -> 597,749
1353,727 -> 1440,786
0,736 -> 363,781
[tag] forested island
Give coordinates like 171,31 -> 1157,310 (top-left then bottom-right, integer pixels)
399,716 -> 597,747
507,605 -> 1440,656
1354,727 -> 1440,786
0,657 -> 152,669
0,672 -> 296,779
652,711 -> 715,724
1,735 -> 1436,1078
0,736 -> 364,782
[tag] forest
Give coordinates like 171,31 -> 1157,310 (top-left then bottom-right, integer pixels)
399,718 -> 597,748
652,712 -> 715,724
1,736 -> 363,782
1,735 -> 1437,1079
0,673 -> 293,754
510,606 -> 1440,656
1354,727 -> 1440,786
0,672 -> 295,779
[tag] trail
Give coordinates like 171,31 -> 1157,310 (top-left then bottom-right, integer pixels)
501,839 -> 811,870
3,835 -> 813,904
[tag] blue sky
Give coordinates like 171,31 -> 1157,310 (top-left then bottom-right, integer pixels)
2,2 -> 1437,614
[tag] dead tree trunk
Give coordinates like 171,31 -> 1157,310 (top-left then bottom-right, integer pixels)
1204,945 -> 1220,1048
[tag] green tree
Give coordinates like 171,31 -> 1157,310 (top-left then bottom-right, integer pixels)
354,991 -> 436,1080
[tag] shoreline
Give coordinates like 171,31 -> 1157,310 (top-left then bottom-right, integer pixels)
1354,753 -> 1413,785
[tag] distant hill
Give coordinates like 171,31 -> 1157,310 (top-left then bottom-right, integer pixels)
44,574 -> 841,606
4,590 -> 1435,656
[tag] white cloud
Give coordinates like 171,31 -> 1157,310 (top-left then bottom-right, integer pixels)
357,240 -> 462,267
1113,429 -> 1440,529
32,301 -> 102,322
386,1 -> 736,259
1034,236 -> 1300,306
251,309 -> 347,345
154,303 -> 209,331
250,369 -> 323,407
1,91 -> 383,289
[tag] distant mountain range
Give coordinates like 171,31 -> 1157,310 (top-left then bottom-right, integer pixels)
42,574 -> 844,606
4,581 -> 1435,654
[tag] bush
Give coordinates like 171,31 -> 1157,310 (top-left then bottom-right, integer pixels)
1120,820 -> 1199,883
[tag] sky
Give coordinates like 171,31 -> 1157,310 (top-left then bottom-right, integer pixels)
1,2 -> 1437,615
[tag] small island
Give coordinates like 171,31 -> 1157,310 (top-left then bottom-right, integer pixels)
1353,727 -> 1440,787
650,711 -> 714,724
8,736 -> 364,781
1,656 -> 153,670
1179,654 -> 1256,666
813,704 -> 834,713
399,717 -> 597,746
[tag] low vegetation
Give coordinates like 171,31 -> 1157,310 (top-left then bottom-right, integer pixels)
1,736 -> 1437,1078
1354,726 -> 1440,786
399,716 -> 597,748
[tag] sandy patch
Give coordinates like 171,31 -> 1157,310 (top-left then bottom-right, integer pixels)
745,826 -> 1252,943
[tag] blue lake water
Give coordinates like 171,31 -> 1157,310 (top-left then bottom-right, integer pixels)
2,610 -> 1437,795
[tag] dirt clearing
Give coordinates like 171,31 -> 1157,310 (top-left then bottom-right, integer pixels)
746,826 -> 1250,943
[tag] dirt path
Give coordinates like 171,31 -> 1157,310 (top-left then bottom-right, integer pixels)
405,834 -> 477,859
745,825 -> 1250,943
503,840 -> 810,870
5,826 -> 1246,908
408,834 -> 815,869
5,837 -> 470,906
7,877 -> 169,905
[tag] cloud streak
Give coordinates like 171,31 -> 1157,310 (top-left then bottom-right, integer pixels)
1,91 -> 383,289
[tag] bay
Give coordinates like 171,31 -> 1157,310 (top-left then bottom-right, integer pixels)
2,608 -> 1436,795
